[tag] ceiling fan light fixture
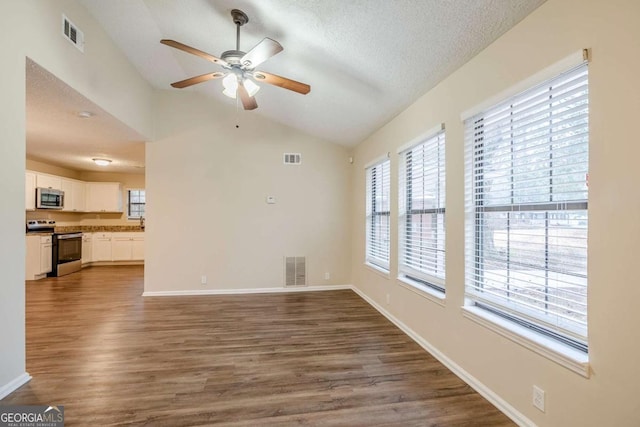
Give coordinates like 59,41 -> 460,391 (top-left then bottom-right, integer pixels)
244,79 -> 260,97
222,73 -> 238,98
92,158 -> 112,166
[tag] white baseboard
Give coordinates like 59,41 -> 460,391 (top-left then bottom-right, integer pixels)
0,372 -> 31,400
84,261 -> 144,267
142,284 -> 352,297
350,286 -> 535,427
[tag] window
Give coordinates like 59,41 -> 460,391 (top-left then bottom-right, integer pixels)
399,128 -> 446,292
127,189 -> 146,219
465,62 -> 589,351
366,159 -> 391,271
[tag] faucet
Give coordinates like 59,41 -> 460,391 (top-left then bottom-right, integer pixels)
139,216 -> 145,230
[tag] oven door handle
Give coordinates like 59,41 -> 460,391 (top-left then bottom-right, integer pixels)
56,233 -> 83,240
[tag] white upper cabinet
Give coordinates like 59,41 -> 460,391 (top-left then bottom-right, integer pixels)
26,171 -> 124,213
85,182 -> 123,212
25,172 -> 36,211
74,180 -> 86,211
36,173 -> 62,190
61,178 -> 86,212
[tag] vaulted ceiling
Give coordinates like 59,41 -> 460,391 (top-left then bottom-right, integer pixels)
27,0 -> 546,172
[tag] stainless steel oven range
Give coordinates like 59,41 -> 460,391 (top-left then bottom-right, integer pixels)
50,232 -> 82,277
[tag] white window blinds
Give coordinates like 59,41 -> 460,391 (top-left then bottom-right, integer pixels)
464,62 -> 589,350
399,130 -> 446,291
128,189 -> 146,219
366,159 -> 391,270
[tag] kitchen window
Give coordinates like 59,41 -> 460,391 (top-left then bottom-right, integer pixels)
127,189 -> 146,219
398,127 -> 446,293
464,61 -> 589,354
365,159 -> 391,271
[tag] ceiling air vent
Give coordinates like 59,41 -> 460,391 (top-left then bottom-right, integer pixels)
283,153 -> 302,165
284,256 -> 306,287
62,14 -> 84,52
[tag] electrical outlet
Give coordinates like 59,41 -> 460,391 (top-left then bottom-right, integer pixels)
201,275 -> 207,285
533,385 -> 545,412
324,272 -> 330,280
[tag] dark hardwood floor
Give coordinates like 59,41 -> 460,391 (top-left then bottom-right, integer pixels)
2,266 -> 514,426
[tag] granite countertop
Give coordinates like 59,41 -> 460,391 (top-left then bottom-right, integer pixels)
54,225 -> 144,233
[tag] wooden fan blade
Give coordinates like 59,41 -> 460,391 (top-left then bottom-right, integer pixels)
161,39 -> 229,67
252,71 -> 310,95
170,72 -> 225,89
240,38 -> 283,69
237,81 -> 258,110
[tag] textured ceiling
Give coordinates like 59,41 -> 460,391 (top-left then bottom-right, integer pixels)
81,0 -> 546,146
28,0 -> 546,173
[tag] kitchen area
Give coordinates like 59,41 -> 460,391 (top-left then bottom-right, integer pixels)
25,164 -> 145,281
25,59 -> 148,282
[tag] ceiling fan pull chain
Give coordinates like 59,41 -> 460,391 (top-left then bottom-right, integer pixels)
235,95 -> 240,128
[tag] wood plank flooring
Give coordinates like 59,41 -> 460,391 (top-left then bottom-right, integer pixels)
2,266 -> 514,426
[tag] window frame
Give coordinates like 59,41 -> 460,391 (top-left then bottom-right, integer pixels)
127,188 -> 146,220
464,60 -> 590,358
365,158 -> 391,272
398,127 -> 446,294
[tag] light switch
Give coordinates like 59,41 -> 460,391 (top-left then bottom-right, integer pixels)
266,196 -> 276,204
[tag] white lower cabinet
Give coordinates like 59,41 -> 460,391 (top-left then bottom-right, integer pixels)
26,234 -> 52,280
112,233 -> 144,261
131,234 -> 145,260
28,231 -> 143,275
40,238 -> 52,274
93,232 -> 113,262
88,232 -> 144,263
82,233 -> 93,264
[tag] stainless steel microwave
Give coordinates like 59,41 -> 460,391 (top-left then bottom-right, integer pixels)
36,187 -> 64,209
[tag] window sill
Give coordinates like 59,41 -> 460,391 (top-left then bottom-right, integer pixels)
364,262 -> 390,279
397,276 -> 445,307
462,305 -> 590,378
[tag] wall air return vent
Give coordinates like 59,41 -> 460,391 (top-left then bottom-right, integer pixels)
283,153 -> 302,165
284,256 -> 306,287
62,14 -> 84,52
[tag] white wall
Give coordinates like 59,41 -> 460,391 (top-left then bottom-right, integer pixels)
0,0 -> 152,396
145,90 -> 352,292
0,6 -> 29,397
350,0 -> 640,425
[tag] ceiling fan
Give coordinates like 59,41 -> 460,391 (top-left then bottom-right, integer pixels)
161,9 -> 310,111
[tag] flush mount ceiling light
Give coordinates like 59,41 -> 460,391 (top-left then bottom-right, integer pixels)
78,111 -> 94,118
92,158 -> 112,166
